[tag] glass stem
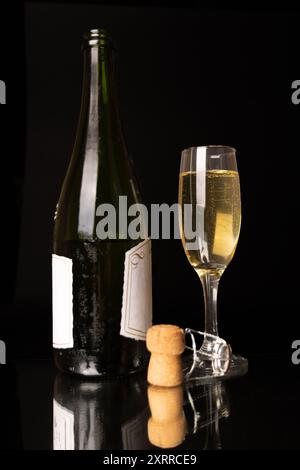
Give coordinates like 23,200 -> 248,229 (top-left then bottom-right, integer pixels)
199,271 -> 221,355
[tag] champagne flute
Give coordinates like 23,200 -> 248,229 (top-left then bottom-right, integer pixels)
179,146 -> 247,380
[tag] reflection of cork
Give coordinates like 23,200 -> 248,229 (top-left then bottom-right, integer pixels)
147,385 -> 187,449
146,325 -> 185,387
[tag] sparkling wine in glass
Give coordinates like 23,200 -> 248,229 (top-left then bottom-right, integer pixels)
179,146 -> 247,380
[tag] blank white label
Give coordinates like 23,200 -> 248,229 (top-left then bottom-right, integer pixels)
52,254 -> 73,349
53,399 -> 74,450
120,239 -> 152,340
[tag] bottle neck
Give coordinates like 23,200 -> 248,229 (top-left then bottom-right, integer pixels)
79,42 -> 120,140
74,34 -> 126,239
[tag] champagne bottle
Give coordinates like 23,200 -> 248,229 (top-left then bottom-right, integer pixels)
52,29 -> 152,377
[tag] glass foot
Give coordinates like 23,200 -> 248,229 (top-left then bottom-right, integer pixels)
183,352 -> 248,384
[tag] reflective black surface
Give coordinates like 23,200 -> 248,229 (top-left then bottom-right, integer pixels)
1,354 -> 300,450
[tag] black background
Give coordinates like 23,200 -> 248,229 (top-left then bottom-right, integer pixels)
0,1 -> 299,361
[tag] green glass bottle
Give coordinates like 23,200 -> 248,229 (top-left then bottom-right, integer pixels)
52,29 -> 152,377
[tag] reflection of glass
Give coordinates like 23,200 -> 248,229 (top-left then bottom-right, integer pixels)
184,381 -> 229,449
53,373 -> 149,450
179,146 -> 248,380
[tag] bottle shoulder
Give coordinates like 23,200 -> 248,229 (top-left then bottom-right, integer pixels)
54,147 -> 143,242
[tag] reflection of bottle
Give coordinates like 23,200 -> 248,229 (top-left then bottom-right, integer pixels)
184,381 -> 229,450
52,28 -> 152,377
53,373 -> 149,450
147,385 -> 187,449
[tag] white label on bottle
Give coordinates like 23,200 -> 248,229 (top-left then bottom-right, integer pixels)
52,254 -> 74,349
120,239 -> 152,340
53,399 -> 75,450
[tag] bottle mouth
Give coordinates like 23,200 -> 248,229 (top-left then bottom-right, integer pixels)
83,28 -> 114,48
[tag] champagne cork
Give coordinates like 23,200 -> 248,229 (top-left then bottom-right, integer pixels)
147,385 -> 187,448
146,324 -> 185,387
